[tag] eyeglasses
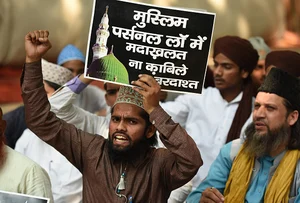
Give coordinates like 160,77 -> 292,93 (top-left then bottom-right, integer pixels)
106,88 -> 119,96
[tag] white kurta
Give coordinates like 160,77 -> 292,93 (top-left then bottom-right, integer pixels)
15,129 -> 82,203
161,87 -> 254,189
75,85 -> 108,114
49,86 -> 110,137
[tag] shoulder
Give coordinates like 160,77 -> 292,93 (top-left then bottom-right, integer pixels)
217,139 -> 243,162
20,128 -> 35,138
3,106 -> 25,119
15,129 -> 35,150
2,146 -> 51,185
4,146 -> 42,170
0,146 -> 52,200
229,138 -> 243,160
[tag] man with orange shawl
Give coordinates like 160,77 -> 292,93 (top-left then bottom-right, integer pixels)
187,67 -> 300,203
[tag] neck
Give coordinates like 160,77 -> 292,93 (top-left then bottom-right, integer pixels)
269,144 -> 287,157
219,85 -> 243,102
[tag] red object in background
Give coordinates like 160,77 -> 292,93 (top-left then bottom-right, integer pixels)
0,67 -> 23,103
0,66 -> 105,104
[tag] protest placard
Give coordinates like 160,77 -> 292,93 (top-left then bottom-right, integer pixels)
85,0 -> 215,94
0,190 -> 50,203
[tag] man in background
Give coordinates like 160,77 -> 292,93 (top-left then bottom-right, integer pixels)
187,67 -> 300,202
162,36 -> 258,202
248,36 -> 271,95
57,44 -> 108,114
265,50 -> 300,77
0,107 -> 53,202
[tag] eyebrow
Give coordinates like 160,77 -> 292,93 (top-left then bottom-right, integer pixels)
111,114 -> 141,120
254,101 -> 278,107
213,61 -> 234,65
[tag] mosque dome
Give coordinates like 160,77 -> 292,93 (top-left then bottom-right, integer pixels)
87,52 -> 129,84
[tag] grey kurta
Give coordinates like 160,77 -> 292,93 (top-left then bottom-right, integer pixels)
21,60 -> 202,203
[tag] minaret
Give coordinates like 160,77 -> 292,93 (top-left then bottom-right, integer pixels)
92,6 -> 110,61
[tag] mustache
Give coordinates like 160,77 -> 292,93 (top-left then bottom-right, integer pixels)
254,118 -> 267,125
214,76 -> 224,81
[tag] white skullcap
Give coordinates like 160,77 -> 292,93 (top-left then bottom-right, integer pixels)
42,59 -> 73,86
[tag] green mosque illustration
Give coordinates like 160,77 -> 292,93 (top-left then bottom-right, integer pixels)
87,6 -> 129,84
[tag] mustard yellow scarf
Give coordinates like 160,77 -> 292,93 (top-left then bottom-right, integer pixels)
224,144 -> 300,203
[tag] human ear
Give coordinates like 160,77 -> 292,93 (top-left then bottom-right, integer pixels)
145,125 -> 156,139
288,110 -> 299,126
241,69 -> 249,79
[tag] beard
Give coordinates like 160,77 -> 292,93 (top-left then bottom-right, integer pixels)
0,136 -> 7,168
107,132 -> 150,162
243,122 -> 290,158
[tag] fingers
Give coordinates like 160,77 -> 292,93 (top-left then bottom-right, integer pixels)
210,187 -> 224,201
131,74 -> 161,114
25,31 -> 36,43
25,30 -> 50,44
25,30 -> 51,63
131,74 -> 160,92
200,187 -> 224,203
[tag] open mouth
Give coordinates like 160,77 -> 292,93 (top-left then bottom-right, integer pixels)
113,134 -> 130,145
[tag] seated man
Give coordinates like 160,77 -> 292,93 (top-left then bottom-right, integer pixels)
161,36 -> 258,202
240,49 -> 300,139
22,30 -> 202,202
0,108 -> 53,202
187,67 -> 300,202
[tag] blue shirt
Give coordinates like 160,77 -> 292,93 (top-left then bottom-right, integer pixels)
245,156 -> 274,203
186,141 -> 300,203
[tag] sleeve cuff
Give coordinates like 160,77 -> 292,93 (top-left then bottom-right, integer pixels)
65,75 -> 88,94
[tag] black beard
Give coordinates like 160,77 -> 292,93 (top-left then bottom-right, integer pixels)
243,122 -> 290,158
0,136 -> 7,168
107,134 -> 150,162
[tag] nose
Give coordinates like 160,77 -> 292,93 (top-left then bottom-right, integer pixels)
116,120 -> 126,132
254,106 -> 266,120
214,65 -> 222,76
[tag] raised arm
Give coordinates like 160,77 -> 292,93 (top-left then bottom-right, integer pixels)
132,74 -> 203,190
22,30 -> 103,171
49,77 -> 109,136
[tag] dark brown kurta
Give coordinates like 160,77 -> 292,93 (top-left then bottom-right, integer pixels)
21,60 -> 202,203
